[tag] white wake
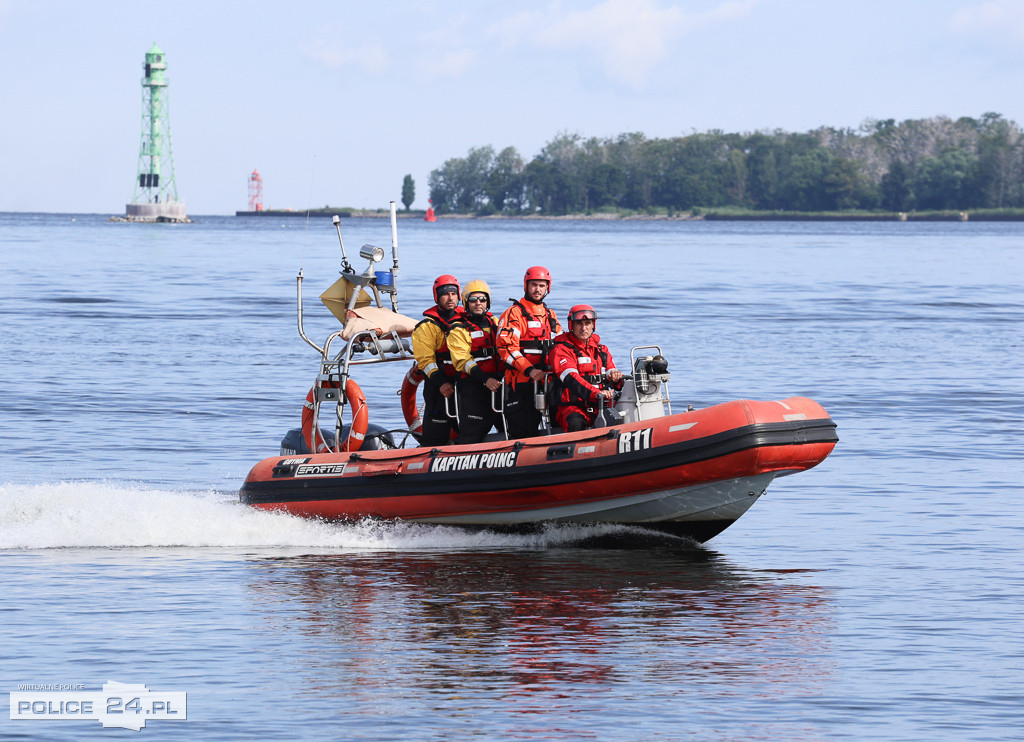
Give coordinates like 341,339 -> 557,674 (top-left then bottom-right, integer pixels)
0,481 -> 664,551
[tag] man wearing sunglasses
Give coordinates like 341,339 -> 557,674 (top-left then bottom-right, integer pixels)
548,304 -> 624,433
448,279 -> 504,444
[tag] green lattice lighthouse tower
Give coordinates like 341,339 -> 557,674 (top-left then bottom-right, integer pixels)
125,43 -> 188,222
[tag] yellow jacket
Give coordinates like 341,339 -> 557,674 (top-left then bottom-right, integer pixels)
411,306 -> 461,383
448,313 -> 499,382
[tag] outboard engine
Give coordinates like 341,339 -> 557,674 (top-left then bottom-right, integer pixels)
615,349 -> 673,423
280,424 -> 397,455
633,354 -> 670,395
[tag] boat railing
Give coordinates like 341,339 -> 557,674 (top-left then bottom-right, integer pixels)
622,345 -> 673,421
298,199 -> 411,453
445,380 -> 518,441
443,388 -> 459,421
305,329 -> 417,453
298,202 -> 402,356
317,329 -> 415,384
535,376 -> 553,433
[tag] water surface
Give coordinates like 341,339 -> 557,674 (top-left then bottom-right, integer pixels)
1,213 -> 1021,740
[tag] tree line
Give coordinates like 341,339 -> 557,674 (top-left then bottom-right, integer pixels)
426,113 -> 1024,215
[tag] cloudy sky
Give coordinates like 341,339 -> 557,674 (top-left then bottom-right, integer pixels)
1,0 -> 1022,214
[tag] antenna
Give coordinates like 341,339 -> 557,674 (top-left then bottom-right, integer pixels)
333,215 -> 353,273
390,201 -> 400,274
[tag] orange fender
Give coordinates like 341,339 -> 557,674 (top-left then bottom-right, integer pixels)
302,378 -> 369,453
400,362 -> 425,436
400,362 -> 459,442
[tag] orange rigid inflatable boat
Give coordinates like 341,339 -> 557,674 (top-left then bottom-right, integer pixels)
238,204 -> 838,542
241,396 -> 836,542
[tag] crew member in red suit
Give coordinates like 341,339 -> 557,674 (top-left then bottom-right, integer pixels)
412,275 -> 464,445
448,279 -> 504,444
496,266 -> 561,438
547,304 -> 624,432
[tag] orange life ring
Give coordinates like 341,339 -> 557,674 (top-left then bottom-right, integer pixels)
400,361 -> 425,436
302,378 -> 369,453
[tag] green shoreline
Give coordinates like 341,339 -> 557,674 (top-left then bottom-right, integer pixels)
237,208 -> 1024,222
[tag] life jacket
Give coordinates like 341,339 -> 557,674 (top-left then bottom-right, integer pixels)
453,313 -> 499,377
549,333 -> 612,410
498,298 -> 560,381
416,306 -> 461,380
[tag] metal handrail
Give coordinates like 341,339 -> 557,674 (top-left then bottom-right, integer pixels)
444,387 -> 459,420
627,344 -> 672,417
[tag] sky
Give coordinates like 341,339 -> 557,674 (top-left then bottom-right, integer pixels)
1,0 -> 1023,215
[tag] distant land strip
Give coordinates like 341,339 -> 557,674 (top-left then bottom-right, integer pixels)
425,114 -> 1024,218
235,208 -> 1024,221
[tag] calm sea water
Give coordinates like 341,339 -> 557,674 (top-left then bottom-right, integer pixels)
1,213 -> 1022,740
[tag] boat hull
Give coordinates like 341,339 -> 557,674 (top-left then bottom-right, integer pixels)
239,397 -> 838,542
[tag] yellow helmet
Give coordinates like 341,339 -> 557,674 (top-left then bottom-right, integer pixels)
462,279 -> 491,309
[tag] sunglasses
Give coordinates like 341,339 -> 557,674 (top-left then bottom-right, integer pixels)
465,296 -> 488,303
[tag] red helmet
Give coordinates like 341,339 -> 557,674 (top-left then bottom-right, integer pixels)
524,266 -> 552,294
432,274 -> 460,302
567,304 -> 597,324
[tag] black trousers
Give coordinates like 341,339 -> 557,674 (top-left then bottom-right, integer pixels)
502,382 -> 542,439
420,381 -> 458,446
562,411 -> 589,432
455,379 -> 504,444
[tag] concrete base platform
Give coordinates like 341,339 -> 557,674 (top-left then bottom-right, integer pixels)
111,202 -> 191,223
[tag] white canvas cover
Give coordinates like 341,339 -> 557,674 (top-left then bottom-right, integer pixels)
339,305 -> 417,340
